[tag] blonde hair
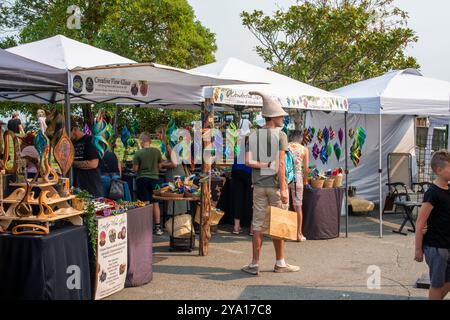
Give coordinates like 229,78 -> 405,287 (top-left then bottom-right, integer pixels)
430,149 -> 450,174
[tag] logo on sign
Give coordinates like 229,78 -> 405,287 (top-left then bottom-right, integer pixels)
86,77 -> 94,93
72,75 -> 83,93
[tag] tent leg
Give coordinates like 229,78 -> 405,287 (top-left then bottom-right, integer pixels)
345,111 -> 348,238
379,114 -> 383,238
113,105 -> 120,152
65,92 -> 73,184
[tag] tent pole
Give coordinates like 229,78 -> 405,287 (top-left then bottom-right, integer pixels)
345,111 -> 348,238
65,92 -> 73,184
448,92 -> 450,150
379,114 -> 383,238
113,105 -> 120,152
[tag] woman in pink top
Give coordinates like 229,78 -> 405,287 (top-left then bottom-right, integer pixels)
288,130 -> 309,242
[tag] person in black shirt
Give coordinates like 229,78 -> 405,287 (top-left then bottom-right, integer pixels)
71,123 -> 104,197
415,150 -> 450,300
7,112 -> 25,135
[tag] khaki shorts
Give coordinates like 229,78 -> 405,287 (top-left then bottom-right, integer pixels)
252,186 -> 289,231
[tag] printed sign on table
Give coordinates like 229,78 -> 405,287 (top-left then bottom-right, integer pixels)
95,213 -> 128,300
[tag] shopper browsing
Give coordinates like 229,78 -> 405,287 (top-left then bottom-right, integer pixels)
241,91 -> 300,276
133,132 -> 164,235
414,150 -> 450,300
288,130 -> 309,242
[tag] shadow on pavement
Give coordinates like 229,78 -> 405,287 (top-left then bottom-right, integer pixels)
152,264 -> 261,282
238,285 -> 425,300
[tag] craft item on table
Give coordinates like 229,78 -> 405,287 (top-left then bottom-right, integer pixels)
225,122 -> 240,158
332,168 -> 340,177
355,127 -> 366,146
53,129 -> 75,177
302,128 -> 312,146
320,145 -> 328,164
14,180 -> 32,217
105,123 -> 116,147
349,128 -> 355,139
282,116 -> 290,135
121,126 -> 131,148
83,124 -> 91,136
310,127 -> 316,139
166,120 -> 177,148
323,127 -> 330,145
35,129 -> 49,171
127,138 -> 137,148
350,127 -> 366,167
2,130 -> 21,174
131,119 -> 139,135
317,129 -> 323,144
308,166 -> 319,179
338,128 -> 344,147
334,143 -> 342,162
327,143 -> 333,157
329,127 -> 335,141
312,143 -> 320,160
92,113 -> 109,159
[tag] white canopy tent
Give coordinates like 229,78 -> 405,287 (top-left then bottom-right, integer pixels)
333,69 -> 450,237
187,57 -> 353,236
191,57 -> 348,112
0,35 -> 255,129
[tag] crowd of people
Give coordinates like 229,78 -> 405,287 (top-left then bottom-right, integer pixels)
2,98 -> 448,298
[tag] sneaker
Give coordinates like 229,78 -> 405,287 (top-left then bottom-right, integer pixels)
274,263 -> 300,273
241,264 -> 259,275
153,227 -> 164,236
298,235 -> 307,242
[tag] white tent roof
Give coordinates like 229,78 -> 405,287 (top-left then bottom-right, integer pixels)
6,35 -> 135,70
191,57 -> 348,112
333,69 -> 450,115
0,36 -> 253,105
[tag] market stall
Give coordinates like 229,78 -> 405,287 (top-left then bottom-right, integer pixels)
191,58 -> 350,237
0,35 -> 256,299
331,69 -> 450,237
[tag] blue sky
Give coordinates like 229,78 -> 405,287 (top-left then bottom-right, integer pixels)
187,0 -> 450,81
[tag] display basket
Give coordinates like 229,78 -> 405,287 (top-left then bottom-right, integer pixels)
323,178 -> 335,188
153,189 -> 162,196
311,178 -> 324,189
333,175 -> 343,188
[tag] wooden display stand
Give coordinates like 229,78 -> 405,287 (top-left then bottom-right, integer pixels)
0,179 -> 84,232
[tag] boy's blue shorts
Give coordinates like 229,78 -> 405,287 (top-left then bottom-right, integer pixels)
424,246 -> 450,288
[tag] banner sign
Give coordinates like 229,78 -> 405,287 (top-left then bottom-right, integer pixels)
70,72 -> 149,97
95,213 -> 128,300
211,87 -> 348,112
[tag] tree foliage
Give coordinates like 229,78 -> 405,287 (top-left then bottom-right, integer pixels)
0,0 -> 216,132
241,0 -> 419,90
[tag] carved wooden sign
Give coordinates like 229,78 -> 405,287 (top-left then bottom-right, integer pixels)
53,130 -> 74,177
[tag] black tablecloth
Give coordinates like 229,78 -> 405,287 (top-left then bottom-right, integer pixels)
302,187 -> 344,240
0,225 -> 91,300
126,205 -> 153,287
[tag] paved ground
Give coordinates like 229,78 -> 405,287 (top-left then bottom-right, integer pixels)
108,211 -> 443,300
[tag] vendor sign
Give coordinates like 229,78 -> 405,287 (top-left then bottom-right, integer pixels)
70,72 -> 149,97
95,213 -> 128,300
212,87 -> 348,111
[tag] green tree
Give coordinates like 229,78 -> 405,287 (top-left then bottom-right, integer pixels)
241,0 -> 419,90
0,0 -> 216,129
